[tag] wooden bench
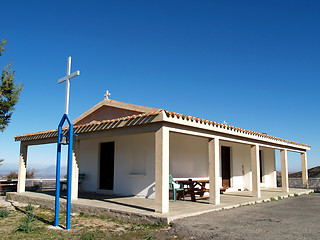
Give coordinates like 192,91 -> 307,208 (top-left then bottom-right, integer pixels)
60,173 -> 85,193
220,187 -> 227,194
0,180 -> 18,194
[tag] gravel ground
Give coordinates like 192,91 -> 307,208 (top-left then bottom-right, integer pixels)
171,193 -> 320,240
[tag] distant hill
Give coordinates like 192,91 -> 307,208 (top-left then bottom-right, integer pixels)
0,165 -> 67,179
289,166 -> 320,178
36,165 -> 67,178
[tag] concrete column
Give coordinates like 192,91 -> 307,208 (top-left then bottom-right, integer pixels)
301,152 -> 308,189
71,140 -> 80,200
17,143 -> 28,193
155,126 -> 169,213
209,137 -> 220,205
280,149 -> 289,193
251,144 -> 261,198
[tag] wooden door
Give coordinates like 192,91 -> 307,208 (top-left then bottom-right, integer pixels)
221,146 -> 231,188
99,142 -> 115,190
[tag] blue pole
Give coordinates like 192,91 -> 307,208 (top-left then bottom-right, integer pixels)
66,121 -> 73,230
54,126 -> 62,227
54,114 -> 74,229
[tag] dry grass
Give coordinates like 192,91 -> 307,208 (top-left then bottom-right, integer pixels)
0,204 -> 184,240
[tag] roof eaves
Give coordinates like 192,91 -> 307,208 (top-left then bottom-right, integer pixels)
14,108 -> 310,149
163,110 -> 310,149
15,110 -> 163,142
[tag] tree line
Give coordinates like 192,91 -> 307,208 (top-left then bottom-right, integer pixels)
0,38 -> 23,168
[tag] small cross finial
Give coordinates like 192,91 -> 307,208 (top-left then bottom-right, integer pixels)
223,121 -> 227,125
104,90 -> 111,99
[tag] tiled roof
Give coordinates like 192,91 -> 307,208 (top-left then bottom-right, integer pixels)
14,109 -> 310,148
15,111 -> 161,142
163,111 -> 310,148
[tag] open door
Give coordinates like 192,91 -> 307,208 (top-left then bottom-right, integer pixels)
99,142 -> 115,190
259,150 -> 263,183
221,146 -> 231,188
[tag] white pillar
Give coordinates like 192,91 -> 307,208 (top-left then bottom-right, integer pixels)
17,143 -> 28,193
301,152 -> 308,189
280,149 -> 289,193
71,140 -> 79,200
209,138 -> 220,205
251,144 -> 261,198
155,126 -> 169,213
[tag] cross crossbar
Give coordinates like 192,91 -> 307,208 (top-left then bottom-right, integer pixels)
58,70 -> 80,84
57,57 -> 80,115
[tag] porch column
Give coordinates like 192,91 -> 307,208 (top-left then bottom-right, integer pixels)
71,140 -> 80,200
301,152 -> 308,189
280,149 -> 289,193
17,142 -> 28,193
209,138 -> 220,205
251,144 -> 261,198
155,126 -> 169,213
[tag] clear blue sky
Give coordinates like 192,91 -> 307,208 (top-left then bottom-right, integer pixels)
0,1 -> 319,173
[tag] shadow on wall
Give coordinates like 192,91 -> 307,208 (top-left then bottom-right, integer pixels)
145,183 -> 155,199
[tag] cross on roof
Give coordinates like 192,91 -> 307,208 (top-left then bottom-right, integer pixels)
104,90 -> 111,99
58,57 -> 80,114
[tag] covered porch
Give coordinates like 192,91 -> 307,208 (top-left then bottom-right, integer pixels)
14,110 -> 311,214
154,121 -> 310,213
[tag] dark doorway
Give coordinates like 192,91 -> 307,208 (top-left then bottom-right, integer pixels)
99,142 -> 115,190
259,150 -> 263,183
221,146 -> 231,188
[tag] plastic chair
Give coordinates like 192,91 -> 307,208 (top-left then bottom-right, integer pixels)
169,174 -> 185,202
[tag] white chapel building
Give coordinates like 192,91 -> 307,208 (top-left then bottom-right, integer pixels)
15,95 -> 310,213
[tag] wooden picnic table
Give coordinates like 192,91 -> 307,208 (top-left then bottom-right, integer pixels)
176,179 -> 228,202
176,179 -> 209,202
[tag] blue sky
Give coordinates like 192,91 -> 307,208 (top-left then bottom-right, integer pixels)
0,1 -> 319,173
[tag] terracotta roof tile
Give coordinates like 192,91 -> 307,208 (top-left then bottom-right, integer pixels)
163,110 -> 310,148
14,109 -> 310,148
14,111 -> 162,142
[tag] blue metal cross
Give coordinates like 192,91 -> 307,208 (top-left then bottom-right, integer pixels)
54,57 -> 80,230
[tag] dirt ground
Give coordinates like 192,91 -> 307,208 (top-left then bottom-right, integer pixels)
0,196 -> 183,240
2,194 -> 320,239
171,193 -> 320,240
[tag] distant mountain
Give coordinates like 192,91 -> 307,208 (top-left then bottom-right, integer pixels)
289,166 -> 320,178
0,169 -> 16,178
36,165 -> 67,178
0,165 -> 67,179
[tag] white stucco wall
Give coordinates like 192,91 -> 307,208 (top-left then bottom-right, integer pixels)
79,139 -> 99,191
78,133 -> 156,198
221,142 -> 276,190
170,137 -> 276,191
169,135 -> 255,190
260,147 -> 276,188
220,141 -> 251,191
78,131 -> 276,198
169,133 -> 208,178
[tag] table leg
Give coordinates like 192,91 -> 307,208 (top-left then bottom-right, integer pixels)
189,182 -> 196,202
199,183 -> 205,197
177,191 -> 182,200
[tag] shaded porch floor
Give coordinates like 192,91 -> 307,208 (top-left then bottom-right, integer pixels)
6,188 -> 313,224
